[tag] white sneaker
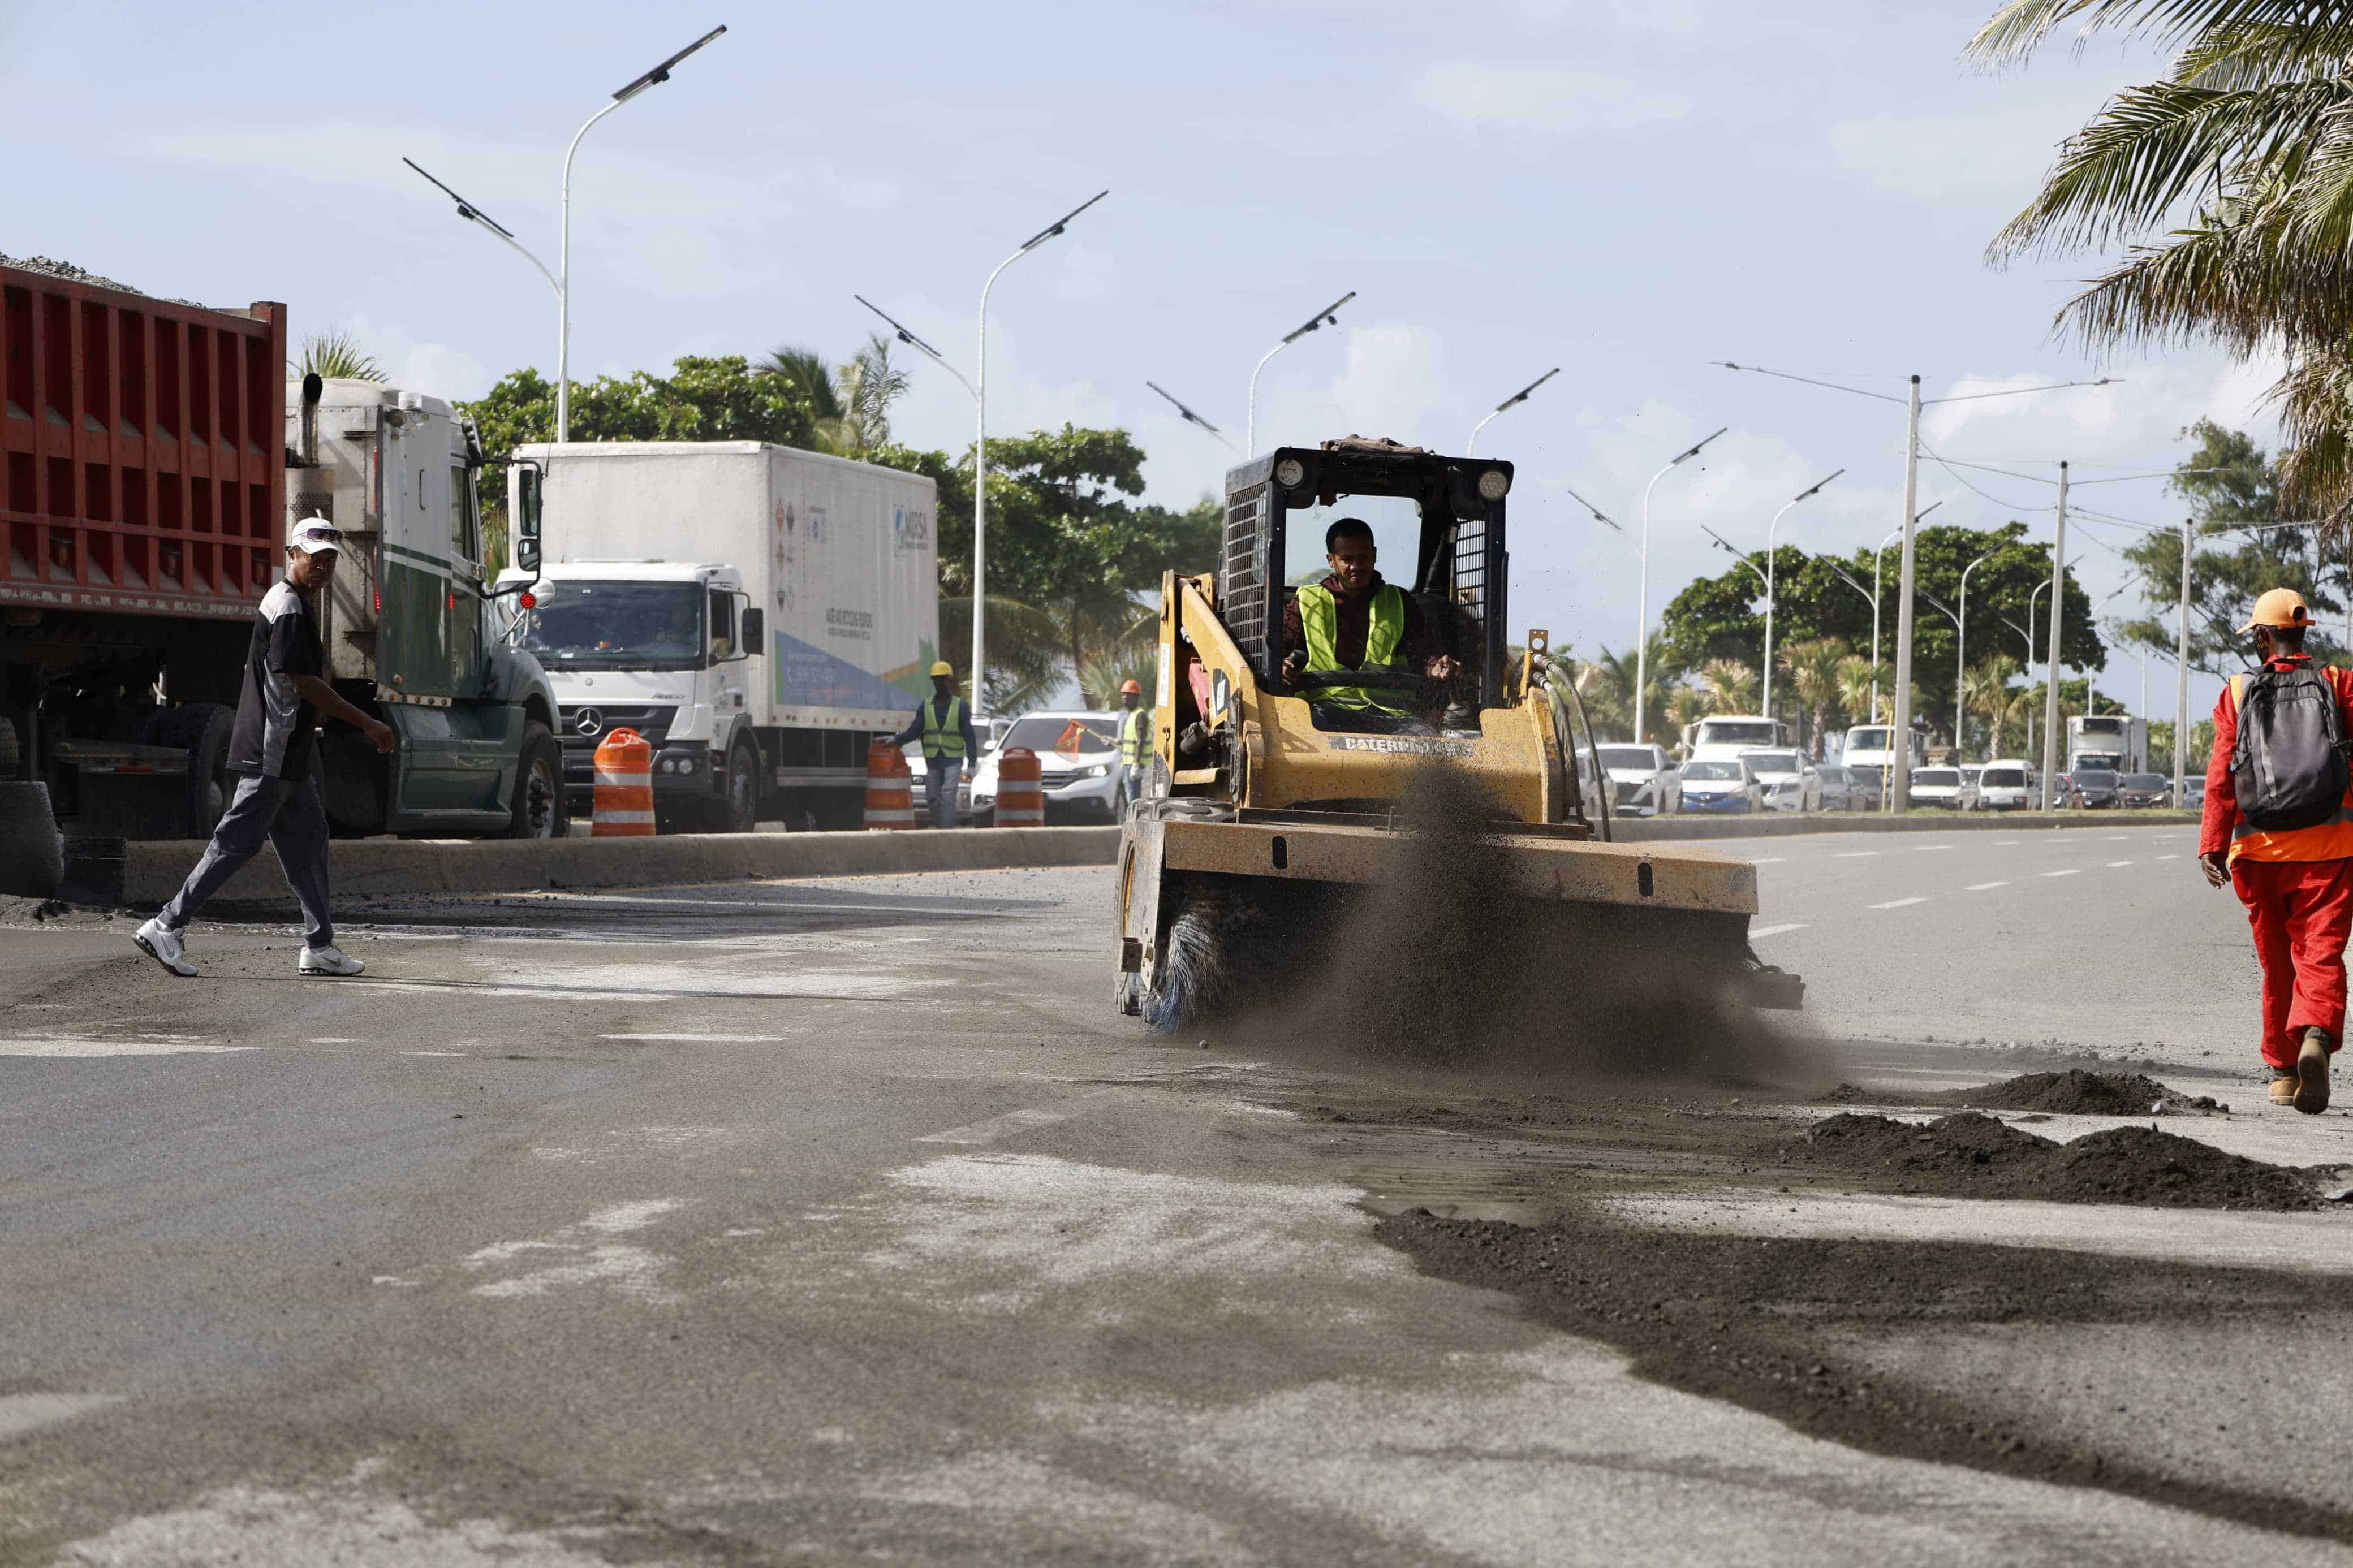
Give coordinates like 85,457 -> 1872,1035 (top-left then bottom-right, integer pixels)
298,945 -> 364,978
133,918 -> 197,977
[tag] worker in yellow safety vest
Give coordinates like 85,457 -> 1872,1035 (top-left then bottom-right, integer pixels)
1279,517 -> 1458,735
1116,677 -> 1149,805
887,661 -> 979,829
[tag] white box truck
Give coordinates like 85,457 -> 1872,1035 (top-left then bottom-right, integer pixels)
504,441 -> 938,832
2067,713 -> 2146,774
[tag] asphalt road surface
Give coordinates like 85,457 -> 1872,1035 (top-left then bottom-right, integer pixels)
4,825 -> 2348,1566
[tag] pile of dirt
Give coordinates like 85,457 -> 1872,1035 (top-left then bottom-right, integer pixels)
1934,1069 -> 2174,1115
1813,1083 -> 1876,1104
1791,1112 -> 2318,1210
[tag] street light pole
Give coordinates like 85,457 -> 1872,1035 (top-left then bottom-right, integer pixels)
1468,368 -> 1560,455
1246,292 -> 1355,458
2176,516 -> 2193,809
1760,468 -> 1844,723
1890,377 -> 1925,811
2040,461 -> 2070,809
555,25 -> 727,442
971,191 -> 1109,718
1634,428 -> 1729,745
1955,547 -> 1996,758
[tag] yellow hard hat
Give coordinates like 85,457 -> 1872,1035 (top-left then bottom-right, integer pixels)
929,660 -> 954,677
2242,588 -> 2317,632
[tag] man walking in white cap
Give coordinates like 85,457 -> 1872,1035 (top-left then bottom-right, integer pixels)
2199,587 -> 2353,1112
134,516 -> 395,978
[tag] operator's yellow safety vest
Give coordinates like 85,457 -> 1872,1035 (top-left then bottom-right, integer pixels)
1119,707 -> 1148,766
1296,582 -> 1408,714
2225,668 -> 2353,864
921,696 -> 968,761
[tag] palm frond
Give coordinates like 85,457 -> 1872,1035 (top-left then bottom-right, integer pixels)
298,330 -> 384,383
1969,0 -> 2353,72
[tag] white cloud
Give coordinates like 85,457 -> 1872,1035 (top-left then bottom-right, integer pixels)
1413,63 -> 1690,137
320,313 -> 494,404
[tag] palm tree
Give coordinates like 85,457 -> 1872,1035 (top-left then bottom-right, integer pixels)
937,595 -> 1063,712
297,331 -> 383,382
1699,658 -> 1759,716
1968,2 -> 2353,521
833,333 -> 911,452
1579,634 -> 1680,743
1779,637 -> 1853,757
1834,655 -> 1882,731
1667,683 -> 1713,736
1964,655 -> 2024,758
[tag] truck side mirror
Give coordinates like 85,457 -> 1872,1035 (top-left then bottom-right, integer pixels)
513,466 -> 543,572
740,607 -> 764,651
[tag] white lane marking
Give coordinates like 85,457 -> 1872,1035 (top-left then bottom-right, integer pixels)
1990,840 -> 2020,846
0,1392 -> 122,1441
1870,897 -> 1929,910
1835,852 -> 1881,859
0,1038 -> 250,1057
1966,881 -> 2009,891
916,1105 -> 1080,1146
1748,857 -> 1786,865
1749,923 -> 1808,938
1912,844 -> 1953,852
2041,869 -> 2082,878
2156,854 -> 2182,861
400,1050 -> 466,1057
507,892 -> 1042,918
308,1037 -> 356,1044
2108,860 -> 2135,867
600,1033 -> 787,1043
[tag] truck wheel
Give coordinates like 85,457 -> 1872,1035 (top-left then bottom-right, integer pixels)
714,737 -> 759,833
138,703 -> 235,838
502,722 -> 568,839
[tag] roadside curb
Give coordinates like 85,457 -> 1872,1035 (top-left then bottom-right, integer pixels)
118,826 -> 1123,910
1613,810 -> 2199,841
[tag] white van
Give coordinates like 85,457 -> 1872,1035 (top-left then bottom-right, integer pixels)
1975,758 -> 2035,811
1840,723 -> 1927,810
1682,715 -> 1791,763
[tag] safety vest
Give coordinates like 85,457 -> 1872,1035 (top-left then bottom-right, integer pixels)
1119,707 -> 1148,766
2226,666 -> 2353,863
920,696 -> 967,761
1296,582 -> 1408,713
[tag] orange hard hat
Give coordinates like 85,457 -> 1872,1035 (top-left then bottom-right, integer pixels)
2242,588 -> 2317,632
1120,678 -> 1142,695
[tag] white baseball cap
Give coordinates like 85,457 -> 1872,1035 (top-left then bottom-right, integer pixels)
287,516 -> 342,555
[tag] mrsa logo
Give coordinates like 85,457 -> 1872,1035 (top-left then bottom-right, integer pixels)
893,507 -> 931,552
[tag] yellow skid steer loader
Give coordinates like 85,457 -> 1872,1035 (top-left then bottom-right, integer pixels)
1113,437 -> 1802,1034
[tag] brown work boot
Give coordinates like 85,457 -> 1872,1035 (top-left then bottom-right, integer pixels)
2296,1029 -> 2333,1115
2272,1072 -> 2301,1107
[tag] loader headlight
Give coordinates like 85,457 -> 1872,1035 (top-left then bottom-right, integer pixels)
1477,468 -> 1511,500
1274,458 -> 1307,490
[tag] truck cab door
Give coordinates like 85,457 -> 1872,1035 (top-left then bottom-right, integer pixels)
448,462 -> 485,696
708,586 -> 746,725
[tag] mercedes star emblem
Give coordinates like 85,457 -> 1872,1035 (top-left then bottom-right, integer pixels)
574,709 -> 604,737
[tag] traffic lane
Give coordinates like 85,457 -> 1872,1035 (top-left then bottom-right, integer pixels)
10,889 -> 2337,1563
1704,827 -> 2247,1071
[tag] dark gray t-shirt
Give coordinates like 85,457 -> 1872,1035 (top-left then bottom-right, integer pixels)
227,581 -> 324,781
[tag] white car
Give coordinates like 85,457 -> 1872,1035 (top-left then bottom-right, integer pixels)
1976,759 -> 2033,810
967,710 -> 1127,824
1677,757 -> 1766,815
1815,764 -> 1860,812
1907,765 -> 1983,810
1595,743 -> 1680,817
1742,748 -> 1821,813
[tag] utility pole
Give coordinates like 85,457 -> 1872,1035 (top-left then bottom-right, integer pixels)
2040,461 -> 2070,810
2175,515 -> 2192,807
1890,376 -> 1923,813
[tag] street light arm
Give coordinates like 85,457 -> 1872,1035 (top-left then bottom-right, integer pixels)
612,24 -> 727,102
1249,291 -> 1357,456
1469,366 -> 1562,454
1562,485 -> 1624,533
1147,381 -> 1242,455
1282,291 -> 1358,344
404,157 -> 559,296
1673,427 -> 1730,466
1018,190 -> 1110,252
854,294 -> 975,400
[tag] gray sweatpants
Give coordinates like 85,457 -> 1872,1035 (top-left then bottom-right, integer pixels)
159,773 -> 333,948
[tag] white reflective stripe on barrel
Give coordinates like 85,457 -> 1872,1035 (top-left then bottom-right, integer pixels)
595,771 -> 652,788
594,810 -> 656,824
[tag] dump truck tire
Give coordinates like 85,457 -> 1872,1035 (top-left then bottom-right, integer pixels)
137,703 -> 235,839
0,781 -> 63,897
501,722 -> 568,839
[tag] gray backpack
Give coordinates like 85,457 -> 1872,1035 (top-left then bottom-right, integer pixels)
2230,667 -> 2351,831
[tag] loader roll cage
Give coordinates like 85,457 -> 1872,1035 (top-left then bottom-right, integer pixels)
1221,441 -> 1512,712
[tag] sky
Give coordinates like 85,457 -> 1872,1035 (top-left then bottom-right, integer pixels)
0,0 -> 2276,731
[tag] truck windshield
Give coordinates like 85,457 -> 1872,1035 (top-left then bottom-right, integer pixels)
1696,720 -> 1778,747
520,581 -> 705,669
1597,747 -> 1658,771
1846,728 -> 1890,750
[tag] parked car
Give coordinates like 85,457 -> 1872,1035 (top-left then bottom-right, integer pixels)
2119,771 -> 2173,808
1816,764 -> 1859,812
1743,749 -> 1822,813
1677,757 -> 1765,814
2183,774 -> 2207,811
1975,760 -> 2034,811
1907,765 -> 1983,810
966,710 -> 1126,823
2062,768 -> 2123,809
1595,744 -> 1681,818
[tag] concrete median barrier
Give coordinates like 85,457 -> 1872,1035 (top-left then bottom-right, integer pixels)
1614,809 -> 2198,841
119,826 -> 1123,911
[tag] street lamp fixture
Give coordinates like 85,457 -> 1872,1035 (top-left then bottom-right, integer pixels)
971,190 -> 1111,717
1146,381 -> 1240,456
1634,427 -> 1727,746
854,294 -> 975,399
1760,467 -> 1844,721
1247,291 -> 1356,457
403,157 -> 559,296
1468,368 -> 1561,455
1562,485 -> 1626,535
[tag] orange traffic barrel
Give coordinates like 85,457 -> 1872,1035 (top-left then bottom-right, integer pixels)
864,738 -> 914,830
592,728 -> 655,836
996,746 -> 1044,827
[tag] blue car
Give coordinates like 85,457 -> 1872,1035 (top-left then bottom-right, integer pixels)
1677,758 -> 1764,814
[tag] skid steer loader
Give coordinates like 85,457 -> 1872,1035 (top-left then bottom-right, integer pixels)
1113,437 -> 1803,1033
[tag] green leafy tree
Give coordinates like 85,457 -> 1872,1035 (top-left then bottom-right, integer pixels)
463,357 -> 819,461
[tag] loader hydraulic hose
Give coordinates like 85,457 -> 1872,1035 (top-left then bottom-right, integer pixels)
1540,655 -> 1613,843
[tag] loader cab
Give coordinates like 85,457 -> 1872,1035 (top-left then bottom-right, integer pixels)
1222,439 -> 1511,719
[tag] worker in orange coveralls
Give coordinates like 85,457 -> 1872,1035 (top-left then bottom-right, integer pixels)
2200,588 -> 2353,1114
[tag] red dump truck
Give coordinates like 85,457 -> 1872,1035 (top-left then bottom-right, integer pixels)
0,257 -> 562,846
